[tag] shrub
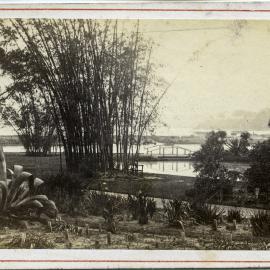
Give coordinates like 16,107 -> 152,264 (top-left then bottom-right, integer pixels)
192,204 -> 224,225
41,173 -> 85,198
137,194 -> 149,225
78,159 -> 96,178
0,149 -> 58,223
162,199 -> 190,227
84,190 -> 128,216
147,198 -> 156,218
84,190 -> 129,232
250,211 -> 270,236
40,173 -> 85,215
127,194 -> 139,220
127,193 -> 156,225
227,209 -> 242,223
103,199 -> 117,233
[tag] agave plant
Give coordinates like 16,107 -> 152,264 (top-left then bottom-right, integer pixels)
227,209 -> 242,223
162,199 -> 190,227
192,203 -> 224,225
0,147 -> 57,223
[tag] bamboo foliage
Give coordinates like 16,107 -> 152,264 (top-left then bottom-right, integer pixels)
0,19 -> 161,172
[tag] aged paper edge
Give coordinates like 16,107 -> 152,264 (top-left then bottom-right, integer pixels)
0,1 -> 269,269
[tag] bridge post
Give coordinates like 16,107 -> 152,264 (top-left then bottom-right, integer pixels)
159,145 -> 161,155
172,146 -> 174,155
163,148 -> 165,157
176,147 -> 179,156
184,149 -> 186,155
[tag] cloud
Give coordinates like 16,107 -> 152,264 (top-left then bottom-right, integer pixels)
196,108 -> 270,131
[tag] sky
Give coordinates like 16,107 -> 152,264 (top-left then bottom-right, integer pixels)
135,20 -> 270,135
1,20 -> 270,136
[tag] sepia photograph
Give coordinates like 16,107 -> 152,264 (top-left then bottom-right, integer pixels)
0,16 -> 269,253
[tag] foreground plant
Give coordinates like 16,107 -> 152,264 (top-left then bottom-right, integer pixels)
162,199 -> 190,228
40,173 -> 85,215
0,146 -> 57,224
227,209 -> 242,223
128,193 -> 157,225
192,203 -> 224,225
84,190 -> 128,216
250,211 -> 270,237
103,199 -> 117,233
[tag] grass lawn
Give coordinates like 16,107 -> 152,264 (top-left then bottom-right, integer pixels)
4,152 -> 195,200
5,152 -> 65,177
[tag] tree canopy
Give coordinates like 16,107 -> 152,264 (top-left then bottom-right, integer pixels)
226,131 -> 251,158
0,19 -> 163,171
245,139 -> 270,192
193,131 -> 234,202
193,131 -> 227,180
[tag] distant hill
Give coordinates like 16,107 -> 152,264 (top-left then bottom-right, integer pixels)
196,108 -> 270,131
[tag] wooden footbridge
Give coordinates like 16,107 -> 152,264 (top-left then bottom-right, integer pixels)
145,144 -> 194,159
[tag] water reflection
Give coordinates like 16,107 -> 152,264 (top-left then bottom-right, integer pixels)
141,161 -> 195,177
140,161 -> 249,177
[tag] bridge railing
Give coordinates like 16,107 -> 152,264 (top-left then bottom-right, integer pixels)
145,145 -> 194,157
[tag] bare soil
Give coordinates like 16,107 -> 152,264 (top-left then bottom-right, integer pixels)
0,212 -> 269,250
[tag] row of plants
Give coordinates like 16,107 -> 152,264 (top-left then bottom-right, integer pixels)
36,172 -> 270,238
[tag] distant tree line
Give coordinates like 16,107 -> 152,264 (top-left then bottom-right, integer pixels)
0,19 -> 163,171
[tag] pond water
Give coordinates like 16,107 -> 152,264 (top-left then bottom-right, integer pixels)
2,145 -> 250,178
140,160 -> 195,177
3,145 -> 26,153
3,143 -> 199,154
140,161 -> 250,177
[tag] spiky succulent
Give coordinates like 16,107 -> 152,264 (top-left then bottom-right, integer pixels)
0,147 -> 57,222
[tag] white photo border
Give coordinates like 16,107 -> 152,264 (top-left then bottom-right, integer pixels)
0,1 -> 270,269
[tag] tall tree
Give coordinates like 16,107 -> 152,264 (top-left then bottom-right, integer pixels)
0,48 -> 56,156
193,131 -> 230,202
1,91 -> 56,156
245,139 -> 270,192
193,131 -> 227,179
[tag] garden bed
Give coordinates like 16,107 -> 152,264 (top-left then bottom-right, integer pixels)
0,212 -> 269,250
